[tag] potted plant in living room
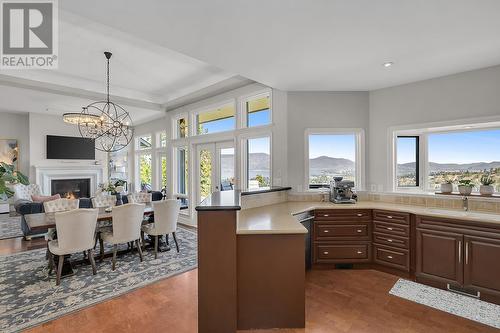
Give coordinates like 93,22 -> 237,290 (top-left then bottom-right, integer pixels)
458,179 -> 474,196
479,173 -> 495,196
0,162 -> 29,199
440,178 -> 454,194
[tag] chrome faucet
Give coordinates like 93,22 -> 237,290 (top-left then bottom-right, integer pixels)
462,196 -> 469,211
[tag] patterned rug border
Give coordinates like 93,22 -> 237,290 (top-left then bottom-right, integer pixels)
15,263 -> 197,332
1,226 -> 198,333
0,214 -> 23,240
389,278 -> 500,329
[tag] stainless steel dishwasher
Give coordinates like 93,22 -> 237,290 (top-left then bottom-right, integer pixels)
294,211 -> 314,270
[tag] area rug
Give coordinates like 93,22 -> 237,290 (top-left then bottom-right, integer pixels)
390,278 -> 500,329
0,227 -> 197,332
0,214 -> 23,240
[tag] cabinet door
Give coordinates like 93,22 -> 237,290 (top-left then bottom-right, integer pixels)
464,235 -> 500,294
416,229 -> 463,285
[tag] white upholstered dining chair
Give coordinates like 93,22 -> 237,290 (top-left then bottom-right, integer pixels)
99,203 -> 145,270
92,194 -> 116,208
141,199 -> 181,259
47,209 -> 99,285
127,192 -> 152,204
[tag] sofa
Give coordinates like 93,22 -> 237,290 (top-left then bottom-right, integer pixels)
14,185 -> 164,239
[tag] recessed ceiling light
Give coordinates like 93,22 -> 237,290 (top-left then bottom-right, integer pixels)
383,61 -> 394,68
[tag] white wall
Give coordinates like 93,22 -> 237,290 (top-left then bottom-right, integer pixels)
369,65 -> 500,192
0,112 -> 30,175
28,113 -> 108,180
287,92 -> 370,192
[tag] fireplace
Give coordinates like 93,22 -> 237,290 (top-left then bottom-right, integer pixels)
51,178 -> 91,199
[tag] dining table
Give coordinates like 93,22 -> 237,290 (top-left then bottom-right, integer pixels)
25,201 -> 188,278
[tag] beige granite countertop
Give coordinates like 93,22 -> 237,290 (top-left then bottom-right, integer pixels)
236,201 -> 500,235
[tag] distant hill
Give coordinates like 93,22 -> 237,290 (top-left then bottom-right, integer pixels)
309,156 -> 355,176
397,161 -> 500,175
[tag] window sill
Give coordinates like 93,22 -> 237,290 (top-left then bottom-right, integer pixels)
380,190 -> 500,202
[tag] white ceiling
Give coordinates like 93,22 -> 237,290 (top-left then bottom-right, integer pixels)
60,0 -> 500,91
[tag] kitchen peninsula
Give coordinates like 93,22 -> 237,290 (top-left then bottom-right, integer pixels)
197,189 -> 500,332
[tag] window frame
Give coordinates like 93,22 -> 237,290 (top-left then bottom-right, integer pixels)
192,100 -> 237,136
241,90 -> 273,129
171,112 -> 189,140
391,121 -> 500,193
241,132 -> 273,191
304,128 -> 365,192
395,135 -> 420,189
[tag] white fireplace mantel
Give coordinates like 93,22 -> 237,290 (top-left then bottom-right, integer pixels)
34,165 -> 104,196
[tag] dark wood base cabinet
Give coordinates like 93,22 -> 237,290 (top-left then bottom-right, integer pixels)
416,215 -> 500,304
312,208 -> 500,305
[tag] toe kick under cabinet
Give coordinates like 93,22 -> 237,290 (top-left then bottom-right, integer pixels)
313,209 -> 372,264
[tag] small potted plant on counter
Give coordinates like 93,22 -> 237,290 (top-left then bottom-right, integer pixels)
480,173 -> 495,196
458,179 -> 474,196
440,179 -> 454,194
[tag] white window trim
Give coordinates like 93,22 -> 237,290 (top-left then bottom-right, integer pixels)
239,89 -> 273,129
171,112 -> 189,140
304,128 -> 365,192
239,131 -> 273,191
390,118 -> 500,193
191,99 -> 237,137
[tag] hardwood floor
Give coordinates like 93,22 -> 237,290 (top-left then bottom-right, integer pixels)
2,237 -> 496,333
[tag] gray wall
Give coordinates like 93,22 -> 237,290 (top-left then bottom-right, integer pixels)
287,92 -> 370,192
0,112 -> 30,175
369,65 -> 500,191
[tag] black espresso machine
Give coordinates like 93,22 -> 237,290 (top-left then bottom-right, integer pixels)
329,177 -> 357,204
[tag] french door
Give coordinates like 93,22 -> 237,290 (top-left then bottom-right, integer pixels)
195,141 -> 235,204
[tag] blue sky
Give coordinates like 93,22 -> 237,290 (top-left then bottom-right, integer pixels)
248,136 -> 270,154
398,129 -> 500,164
309,134 -> 356,160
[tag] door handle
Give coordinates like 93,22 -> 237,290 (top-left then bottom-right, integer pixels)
465,241 -> 469,265
458,241 -> 462,263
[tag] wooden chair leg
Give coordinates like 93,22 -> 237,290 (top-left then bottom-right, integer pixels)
48,251 -> 55,275
99,237 -> 104,261
165,234 -> 169,246
112,244 -> 117,271
56,255 -> 64,286
154,235 -> 158,259
141,231 -> 145,251
136,239 -> 143,262
45,242 -> 49,260
88,249 -> 97,275
172,232 -> 180,253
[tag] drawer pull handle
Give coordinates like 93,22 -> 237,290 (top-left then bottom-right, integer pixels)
387,239 -> 393,242
357,213 -> 363,217
387,255 -> 393,259
357,229 -> 363,233
357,251 -> 363,254
323,214 -> 329,217
323,230 -> 329,233
387,215 -> 393,219
387,227 -> 393,231
323,251 -> 329,255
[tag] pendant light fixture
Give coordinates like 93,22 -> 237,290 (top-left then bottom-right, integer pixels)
63,51 -> 133,152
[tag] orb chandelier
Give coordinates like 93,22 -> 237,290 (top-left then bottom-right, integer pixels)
64,51 -> 133,152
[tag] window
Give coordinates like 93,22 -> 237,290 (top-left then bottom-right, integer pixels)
396,136 -> 419,187
196,104 -> 235,135
306,130 -> 363,190
175,147 -> 189,195
139,153 -> 152,191
247,136 -> 271,189
246,93 -> 271,127
220,148 -> 235,189
392,126 -> 500,193
137,135 -> 152,150
158,132 -> 167,147
427,129 -> 500,192
178,117 -> 188,138
159,154 -> 167,190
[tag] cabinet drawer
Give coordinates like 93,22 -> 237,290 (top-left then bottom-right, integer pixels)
373,210 -> 410,225
373,221 -> 409,237
315,243 -> 370,263
315,209 -> 371,221
373,244 -> 409,271
315,223 -> 370,241
373,232 -> 409,249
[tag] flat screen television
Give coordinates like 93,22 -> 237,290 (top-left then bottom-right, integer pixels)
46,135 -> 95,160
